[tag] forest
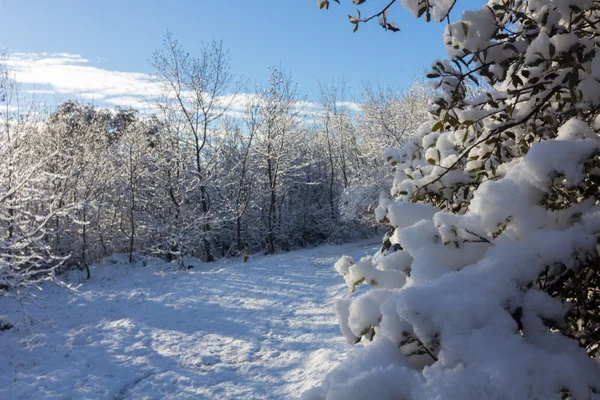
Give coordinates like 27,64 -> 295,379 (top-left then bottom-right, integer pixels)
0,36 -> 428,287
2,0 -> 600,399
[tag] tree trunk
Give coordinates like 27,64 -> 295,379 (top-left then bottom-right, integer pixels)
236,216 -> 243,252
200,185 -> 213,262
128,145 -> 136,264
267,188 -> 276,254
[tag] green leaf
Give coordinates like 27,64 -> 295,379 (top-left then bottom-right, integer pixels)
503,43 -> 518,53
528,58 -> 544,67
568,70 -> 580,88
461,22 -> 469,35
350,277 -> 365,292
468,74 -> 479,86
512,74 -> 523,86
427,158 -> 437,165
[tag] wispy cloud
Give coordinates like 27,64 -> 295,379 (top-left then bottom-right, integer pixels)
26,89 -> 56,95
338,101 -> 361,111
7,52 -> 162,107
103,96 -> 160,112
6,52 -> 361,118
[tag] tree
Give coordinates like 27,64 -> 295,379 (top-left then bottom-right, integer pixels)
307,1 -> 600,399
318,79 -> 353,224
0,59 -> 79,303
214,110 -> 258,254
44,101 -> 119,268
360,80 -> 429,148
136,109 -> 205,269
254,67 -> 306,253
338,79 -> 430,227
150,32 -> 240,262
119,116 -> 145,264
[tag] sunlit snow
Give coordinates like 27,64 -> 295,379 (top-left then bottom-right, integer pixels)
0,239 -> 379,399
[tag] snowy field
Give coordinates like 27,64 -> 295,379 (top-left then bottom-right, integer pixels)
0,239 -> 380,399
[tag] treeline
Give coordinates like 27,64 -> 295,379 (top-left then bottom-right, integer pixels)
0,37 -> 428,296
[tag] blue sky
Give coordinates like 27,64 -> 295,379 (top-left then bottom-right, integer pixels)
0,0 -> 484,110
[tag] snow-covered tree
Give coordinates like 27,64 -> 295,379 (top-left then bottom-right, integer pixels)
150,32 -> 240,262
253,67 -> 308,253
361,80 -> 430,148
307,1 -> 600,399
211,112 -> 259,255
43,101 -> 125,268
339,79 -> 430,227
0,61 -> 79,302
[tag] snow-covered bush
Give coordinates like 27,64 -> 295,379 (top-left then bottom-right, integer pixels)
0,64 -> 79,302
308,0 -> 600,398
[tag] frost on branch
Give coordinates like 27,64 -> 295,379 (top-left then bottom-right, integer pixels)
309,0 -> 600,399
0,64 -> 79,306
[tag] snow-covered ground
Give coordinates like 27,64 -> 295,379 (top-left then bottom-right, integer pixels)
0,239 -> 380,399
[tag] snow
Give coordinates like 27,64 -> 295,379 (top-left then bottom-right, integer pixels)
307,0 -> 600,398
0,239 -> 380,399
308,133 -> 600,399
525,32 -> 551,64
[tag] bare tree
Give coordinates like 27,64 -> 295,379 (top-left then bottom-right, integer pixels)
361,79 -> 429,147
216,108 -> 258,254
318,78 -> 356,222
253,68 -> 305,254
150,32 -> 241,262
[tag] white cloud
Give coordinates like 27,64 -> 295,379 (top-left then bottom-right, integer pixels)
6,52 -> 162,107
293,100 -> 361,115
215,93 -> 259,111
1,104 -> 20,113
5,52 -> 361,119
338,101 -> 362,111
26,89 -> 56,95
103,96 -> 160,112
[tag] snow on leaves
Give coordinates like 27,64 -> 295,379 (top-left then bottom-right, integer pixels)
311,0 -> 600,399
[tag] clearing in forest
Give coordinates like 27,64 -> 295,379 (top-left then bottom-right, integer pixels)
0,239 -> 379,399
